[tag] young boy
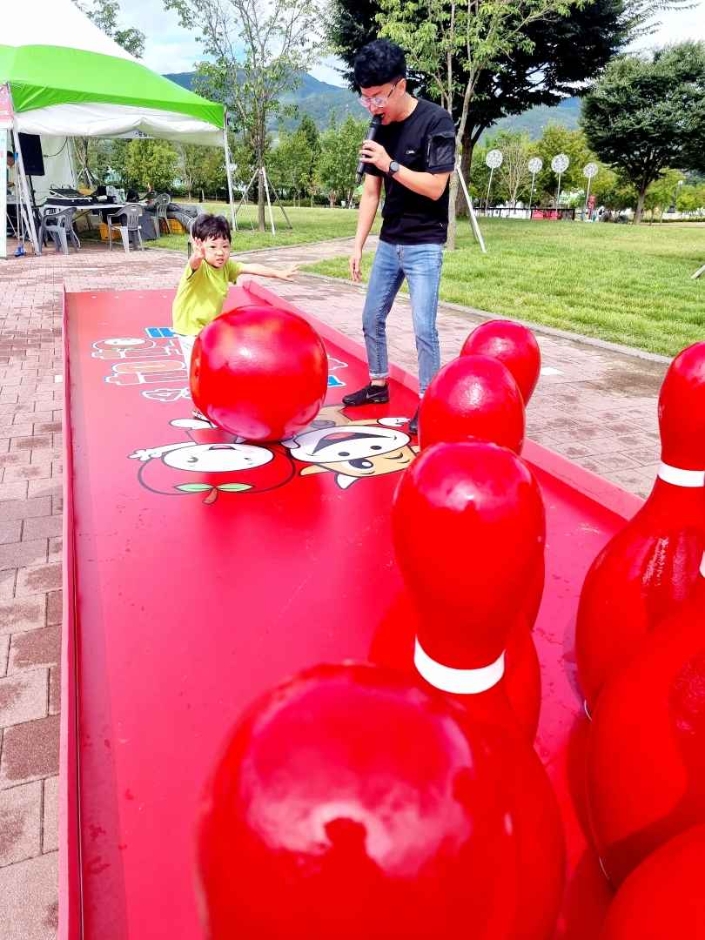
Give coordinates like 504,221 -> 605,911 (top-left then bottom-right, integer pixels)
172,213 -> 297,412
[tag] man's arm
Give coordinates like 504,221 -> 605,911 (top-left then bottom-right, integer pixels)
350,173 -> 382,283
359,140 -> 450,201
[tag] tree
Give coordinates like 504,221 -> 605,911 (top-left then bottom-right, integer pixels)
327,0 -> 691,220
297,115 -> 322,204
74,0 -> 146,56
317,115 -> 369,207
379,0 -> 587,248
268,129 -> 316,204
72,0 -> 145,185
165,0 -> 325,231
581,42 -> 705,222
180,143 -> 227,200
122,139 -> 180,192
534,125 -> 596,202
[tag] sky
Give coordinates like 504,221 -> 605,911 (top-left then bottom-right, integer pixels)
119,0 -> 705,85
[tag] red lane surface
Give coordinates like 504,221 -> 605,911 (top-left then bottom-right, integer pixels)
63,283 -> 642,939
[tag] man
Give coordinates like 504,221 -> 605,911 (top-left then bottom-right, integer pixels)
342,39 -> 456,434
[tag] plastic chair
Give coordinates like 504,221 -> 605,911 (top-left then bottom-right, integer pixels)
39,207 -> 81,255
154,193 -> 171,236
107,203 -> 144,252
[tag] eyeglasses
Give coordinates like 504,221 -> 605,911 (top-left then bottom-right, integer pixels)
359,81 -> 400,110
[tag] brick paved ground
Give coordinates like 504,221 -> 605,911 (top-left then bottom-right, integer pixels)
0,235 -> 668,938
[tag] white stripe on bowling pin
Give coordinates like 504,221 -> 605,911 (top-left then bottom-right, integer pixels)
658,463 -> 705,487
414,637 -> 505,694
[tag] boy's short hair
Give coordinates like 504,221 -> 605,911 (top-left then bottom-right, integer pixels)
192,213 -> 231,242
353,39 -> 407,89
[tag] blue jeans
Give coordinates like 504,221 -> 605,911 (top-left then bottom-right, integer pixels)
362,240 -> 444,396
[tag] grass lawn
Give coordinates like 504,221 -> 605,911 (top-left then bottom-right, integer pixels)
304,218 -> 705,357
154,204 -> 380,252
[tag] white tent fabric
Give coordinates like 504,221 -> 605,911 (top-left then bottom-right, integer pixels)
3,0 -> 135,60
17,103 -> 223,147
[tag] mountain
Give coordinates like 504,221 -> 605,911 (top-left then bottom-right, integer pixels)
488,97 -> 581,139
164,70 -> 581,137
164,71 -> 360,131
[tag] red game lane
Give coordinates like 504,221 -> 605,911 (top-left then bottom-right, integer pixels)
60,281 -> 642,939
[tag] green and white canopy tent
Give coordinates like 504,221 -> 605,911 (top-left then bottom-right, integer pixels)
0,0 -> 234,257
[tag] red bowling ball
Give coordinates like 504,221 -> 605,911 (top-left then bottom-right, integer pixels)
461,320 -> 541,404
196,663 -> 563,940
190,305 -> 328,441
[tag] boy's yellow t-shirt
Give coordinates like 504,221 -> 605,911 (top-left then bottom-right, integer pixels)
172,259 -> 245,335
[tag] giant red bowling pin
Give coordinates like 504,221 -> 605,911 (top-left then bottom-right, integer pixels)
418,354 -> 525,453
587,552 -> 705,886
391,442 -> 565,935
416,356 -> 543,734
196,662 -> 563,940
461,319 -> 541,405
600,825 -> 705,939
576,341 -> 705,711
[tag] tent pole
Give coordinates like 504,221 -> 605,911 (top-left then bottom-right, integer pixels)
12,121 -> 40,254
222,111 -> 237,232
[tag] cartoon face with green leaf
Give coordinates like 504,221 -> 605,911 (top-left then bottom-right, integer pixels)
130,418 -> 294,503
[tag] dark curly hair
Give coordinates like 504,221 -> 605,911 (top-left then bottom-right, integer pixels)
192,213 -> 231,242
353,39 -> 407,90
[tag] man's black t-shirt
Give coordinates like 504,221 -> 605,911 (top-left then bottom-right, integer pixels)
364,98 -> 456,245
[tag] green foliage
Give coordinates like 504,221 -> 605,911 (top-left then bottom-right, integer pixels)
317,115 -> 369,205
269,120 -> 320,202
164,0 -> 326,229
180,143 -> 226,199
581,41 -> 705,220
72,0 -> 145,56
120,139 -> 180,192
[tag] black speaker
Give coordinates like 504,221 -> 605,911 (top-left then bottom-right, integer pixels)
18,133 -> 45,177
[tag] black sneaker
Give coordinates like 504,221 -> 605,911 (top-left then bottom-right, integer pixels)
408,407 -> 419,436
342,383 -> 389,407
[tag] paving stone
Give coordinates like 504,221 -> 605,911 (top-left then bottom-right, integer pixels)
0,781 -> 42,867
9,627 -> 60,673
0,670 -> 48,727
42,776 -> 59,855
0,715 -> 60,787
15,562 -> 62,598
0,497 -> 52,522
0,635 -> 9,676
0,519 -> 22,545
0,539 -> 48,572
48,665 -> 60,716
0,851 -> 58,940
0,598 -> 45,637
46,591 -> 62,627
22,516 -> 62,542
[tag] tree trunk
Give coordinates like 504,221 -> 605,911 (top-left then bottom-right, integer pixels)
447,171 -> 460,251
634,187 -> 646,224
455,140 -> 474,218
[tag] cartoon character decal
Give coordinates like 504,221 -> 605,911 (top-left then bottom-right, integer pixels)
129,408 -> 417,502
129,418 -> 294,503
284,408 -> 417,489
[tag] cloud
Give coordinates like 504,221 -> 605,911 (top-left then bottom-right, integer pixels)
630,1 -> 705,51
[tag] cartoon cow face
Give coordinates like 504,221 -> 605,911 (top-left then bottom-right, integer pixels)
285,421 -> 415,489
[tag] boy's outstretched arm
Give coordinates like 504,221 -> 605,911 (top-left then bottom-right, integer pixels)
239,262 -> 298,281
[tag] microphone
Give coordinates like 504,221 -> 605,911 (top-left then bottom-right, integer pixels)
356,115 -> 383,184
